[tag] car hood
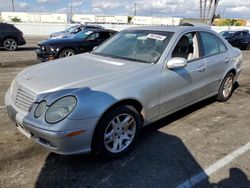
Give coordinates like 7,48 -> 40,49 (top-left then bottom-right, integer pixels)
16,53 -> 151,94
38,37 -> 76,46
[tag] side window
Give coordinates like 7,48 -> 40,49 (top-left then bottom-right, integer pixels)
87,32 -> 100,40
242,32 -> 249,39
172,32 -> 199,61
0,24 -> 9,32
200,32 -> 227,56
99,32 -> 112,40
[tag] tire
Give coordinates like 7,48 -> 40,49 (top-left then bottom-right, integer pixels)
93,106 -> 142,158
3,38 -> 18,51
59,49 -> 75,58
217,73 -> 235,102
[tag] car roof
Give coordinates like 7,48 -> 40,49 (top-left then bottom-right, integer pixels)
0,23 -> 12,26
83,28 -> 116,33
222,30 -> 249,33
125,25 -> 211,33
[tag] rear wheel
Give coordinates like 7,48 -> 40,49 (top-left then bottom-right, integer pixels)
217,73 -> 234,102
93,106 -> 142,158
59,49 -> 75,58
3,38 -> 18,51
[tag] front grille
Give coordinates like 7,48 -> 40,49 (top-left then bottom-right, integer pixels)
15,88 -> 35,112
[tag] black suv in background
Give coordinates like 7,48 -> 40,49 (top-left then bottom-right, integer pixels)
0,23 -> 26,51
220,30 -> 250,50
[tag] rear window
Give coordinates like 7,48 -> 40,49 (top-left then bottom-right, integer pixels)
0,24 -> 9,32
0,24 -> 19,32
99,32 -> 113,39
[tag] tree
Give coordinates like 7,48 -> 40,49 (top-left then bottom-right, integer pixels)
199,0 -> 220,24
11,17 -> 21,22
220,19 -> 241,26
128,16 -> 133,24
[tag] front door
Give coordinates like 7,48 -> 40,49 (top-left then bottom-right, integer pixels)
160,32 -> 208,115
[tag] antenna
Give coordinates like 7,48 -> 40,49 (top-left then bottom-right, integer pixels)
134,3 -> 137,16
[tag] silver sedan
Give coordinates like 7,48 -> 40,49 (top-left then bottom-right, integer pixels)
5,26 -> 243,158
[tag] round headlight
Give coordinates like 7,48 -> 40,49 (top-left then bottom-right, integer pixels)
34,101 -> 47,118
45,96 -> 77,124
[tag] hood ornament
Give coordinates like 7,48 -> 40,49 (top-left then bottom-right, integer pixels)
24,72 -> 35,81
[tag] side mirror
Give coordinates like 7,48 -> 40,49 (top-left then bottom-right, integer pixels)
167,57 -> 187,69
92,46 -> 98,51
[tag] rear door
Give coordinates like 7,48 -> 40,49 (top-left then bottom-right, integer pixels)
199,31 -> 230,94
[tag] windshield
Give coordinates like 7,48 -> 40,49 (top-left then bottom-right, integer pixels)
74,30 -> 94,39
64,25 -> 79,33
220,31 -> 235,38
93,30 -> 173,64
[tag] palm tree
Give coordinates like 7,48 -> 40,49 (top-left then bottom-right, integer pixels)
206,0 -> 213,24
203,0 -> 207,23
200,0 -> 203,22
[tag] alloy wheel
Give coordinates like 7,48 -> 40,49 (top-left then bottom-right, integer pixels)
60,49 -> 75,58
104,113 -> 136,153
4,39 -> 17,51
222,75 -> 233,98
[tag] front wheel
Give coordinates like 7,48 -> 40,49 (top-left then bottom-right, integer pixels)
217,73 -> 235,102
59,49 -> 75,58
93,106 -> 142,158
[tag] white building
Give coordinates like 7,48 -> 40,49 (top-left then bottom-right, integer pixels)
131,16 -> 181,26
0,12 -> 67,24
72,14 -> 128,24
72,14 -> 95,24
246,20 -> 250,27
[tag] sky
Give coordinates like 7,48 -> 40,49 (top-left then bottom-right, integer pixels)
0,0 -> 250,19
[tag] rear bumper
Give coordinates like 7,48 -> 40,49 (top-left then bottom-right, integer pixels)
17,37 -> 26,46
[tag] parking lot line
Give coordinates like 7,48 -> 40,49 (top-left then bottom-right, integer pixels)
177,142 -> 250,188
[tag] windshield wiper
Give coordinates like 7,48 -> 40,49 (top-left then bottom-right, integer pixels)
92,52 -> 151,64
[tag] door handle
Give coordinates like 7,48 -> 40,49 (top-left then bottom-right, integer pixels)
224,58 -> 230,64
198,65 -> 206,72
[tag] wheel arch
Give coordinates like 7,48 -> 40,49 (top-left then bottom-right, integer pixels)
3,36 -> 18,42
91,98 -> 144,150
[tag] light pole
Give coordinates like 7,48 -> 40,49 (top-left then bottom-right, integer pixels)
11,0 -> 15,12
134,3 -> 137,16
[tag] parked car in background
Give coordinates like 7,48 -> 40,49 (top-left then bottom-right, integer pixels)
5,26 -> 242,158
49,24 -> 103,39
0,23 -> 26,51
220,30 -> 250,50
36,29 -> 116,61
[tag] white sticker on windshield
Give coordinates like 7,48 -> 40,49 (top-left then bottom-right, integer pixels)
147,33 -> 166,41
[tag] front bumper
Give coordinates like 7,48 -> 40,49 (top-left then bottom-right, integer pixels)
5,90 -> 98,155
36,49 -> 57,62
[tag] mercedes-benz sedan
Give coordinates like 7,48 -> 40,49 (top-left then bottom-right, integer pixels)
5,26 -> 243,158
